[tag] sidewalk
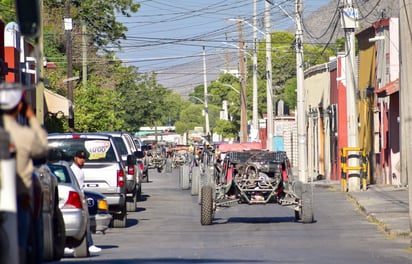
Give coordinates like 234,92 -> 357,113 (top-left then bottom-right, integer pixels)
316,181 -> 411,238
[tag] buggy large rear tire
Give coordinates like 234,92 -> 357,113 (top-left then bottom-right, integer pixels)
200,185 -> 214,225
191,166 -> 200,196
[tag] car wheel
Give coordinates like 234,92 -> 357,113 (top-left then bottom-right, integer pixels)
73,230 -> 89,258
126,192 -> 137,212
112,207 -> 127,228
200,185 -> 214,225
42,213 -> 54,261
52,207 -> 65,261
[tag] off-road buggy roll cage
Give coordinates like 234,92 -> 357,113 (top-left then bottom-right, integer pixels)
198,144 -> 314,225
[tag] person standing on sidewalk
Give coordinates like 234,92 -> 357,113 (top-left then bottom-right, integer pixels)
0,87 -> 48,263
65,150 -> 102,254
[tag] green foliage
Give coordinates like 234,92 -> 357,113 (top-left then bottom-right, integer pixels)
44,0 -> 140,49
175,103 -> 221,135
213,119 -> 238,139
74,80 -> 125,132
0,0 -> 17,23
175,104 -> 204,134
44,116 -> 68,133
277,77 -> 297,110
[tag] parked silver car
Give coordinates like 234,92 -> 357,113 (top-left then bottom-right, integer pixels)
48,161 -> 90,258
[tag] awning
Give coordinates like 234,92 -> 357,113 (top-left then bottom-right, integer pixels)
375,79 -> 399,96
44,88 -> 71,116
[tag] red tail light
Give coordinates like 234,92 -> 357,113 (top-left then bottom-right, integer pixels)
63,191 -> 83,209
138,163 -> 144,171
127,165 -> 135,175
117,169 -> 125,187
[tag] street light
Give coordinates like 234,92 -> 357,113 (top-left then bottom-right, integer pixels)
190,96 -> 204,104
189,95 -> 210,137
222,83 -> 240,94
221,83 -> 247,142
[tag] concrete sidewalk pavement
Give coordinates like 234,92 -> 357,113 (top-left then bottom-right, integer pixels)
315,180 -> 410,238
347,184 -> 410,238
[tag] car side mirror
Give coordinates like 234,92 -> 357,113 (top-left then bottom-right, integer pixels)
15,0 -> 40,38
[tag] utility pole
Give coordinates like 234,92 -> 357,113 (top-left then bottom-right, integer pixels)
36,0 -> 44,124
295,0 -> 308,183
65,0 -> 74,132
399,0 -> 412,244
252,0 -> 259,141
238,19 -> 248,143
341,1 -> 359,191
265,0 -> 274,151
202,46 -> 210,137
82,23 -> 87,88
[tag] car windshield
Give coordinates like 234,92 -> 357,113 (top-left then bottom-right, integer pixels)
48,138 -> 117,163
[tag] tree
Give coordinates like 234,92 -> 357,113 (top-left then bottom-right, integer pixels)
175,104 -> 204,134
44,0 -> 140,50
74,79 -> 125,132
213,119 -> 238,140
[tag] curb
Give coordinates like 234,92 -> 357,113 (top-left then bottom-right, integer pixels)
346,193 -> 411,238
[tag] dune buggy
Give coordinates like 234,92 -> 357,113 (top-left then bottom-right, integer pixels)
198,144 -> 314,225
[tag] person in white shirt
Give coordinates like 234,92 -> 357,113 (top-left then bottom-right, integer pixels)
65,150 -> 102,254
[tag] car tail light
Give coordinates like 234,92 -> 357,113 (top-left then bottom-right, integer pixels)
117,169 -> 125,187
97,199 -> 109,211
138,163 -> 144,171
127,165 -> 135,175
62,191 -> 83,209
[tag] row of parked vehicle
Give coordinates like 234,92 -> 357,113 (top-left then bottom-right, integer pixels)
1,129 -> 156,262
4,131 -> 150,263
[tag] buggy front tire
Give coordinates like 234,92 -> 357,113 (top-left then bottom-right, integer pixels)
200,185 -> 214,225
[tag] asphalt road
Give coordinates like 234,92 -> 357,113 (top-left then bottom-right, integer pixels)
53,167 -> 412,264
